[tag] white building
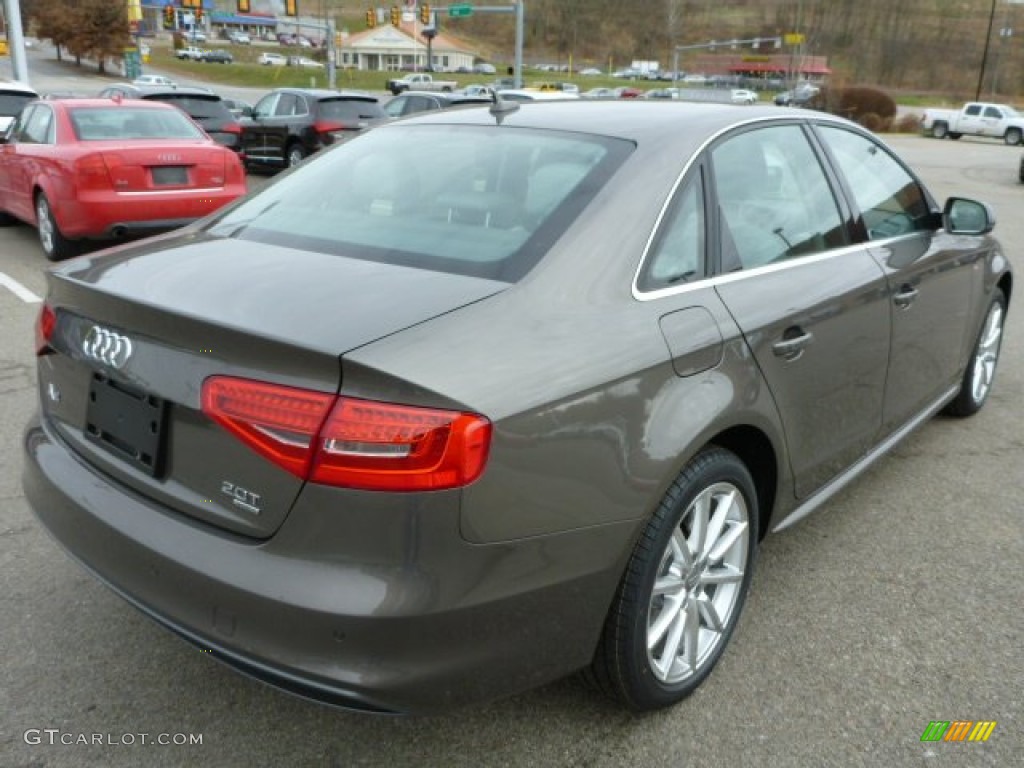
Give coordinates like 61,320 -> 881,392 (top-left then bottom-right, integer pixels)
339,22 -> 479,73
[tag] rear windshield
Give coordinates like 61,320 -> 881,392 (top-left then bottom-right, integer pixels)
149,94 -> 231,121
0,93 -> 35,116
207,123 -> 632,282
70,107 -> 205,141
317,98 -> 386,121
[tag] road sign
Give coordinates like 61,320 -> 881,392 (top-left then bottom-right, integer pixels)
449,4 -> 473,17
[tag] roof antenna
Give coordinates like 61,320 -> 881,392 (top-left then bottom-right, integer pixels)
489,89 -> 519,125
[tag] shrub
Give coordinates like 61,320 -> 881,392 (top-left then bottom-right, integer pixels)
807,85 -> 897,129
892,113 -> 922,133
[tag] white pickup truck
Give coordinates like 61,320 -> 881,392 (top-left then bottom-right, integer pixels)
921,102 -> 1024,145
386,73 -> 458,96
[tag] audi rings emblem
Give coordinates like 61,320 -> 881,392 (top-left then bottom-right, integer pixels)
82,326 -> 134,369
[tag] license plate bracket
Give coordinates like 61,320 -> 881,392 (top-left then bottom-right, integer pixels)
84,373 -> 167,476
152,166 -> 188,185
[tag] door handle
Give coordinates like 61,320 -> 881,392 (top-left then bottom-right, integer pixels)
772,329 -> 814,361
893,284 -> 919,308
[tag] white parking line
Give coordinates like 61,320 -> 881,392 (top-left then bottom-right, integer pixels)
0,273 -> 43,304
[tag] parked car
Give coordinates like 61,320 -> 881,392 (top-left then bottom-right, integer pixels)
22,101 -> 1010,715
614,86 -> 644,99
222,97 -> 253,119
473,62 -> 497,75
730,88 -> 758,105
175,46 -> 207,61
494,89 -> 580,102
383,91 -> 492,118
258,52 -> 287,66
0,98 -> 245,259
188,30 -> 207,43
240,88 -> 387,170
774,83 -> 820,106
291,56 -> 324,69
200,50 -> 234,64
921,101 -> 1024,145
0,79 -> 39,134
583,87 -> 615,99
132,74 -> 176,87
227,31 -> 251,45
98,84 -> 242,153
579,67 -> 603,76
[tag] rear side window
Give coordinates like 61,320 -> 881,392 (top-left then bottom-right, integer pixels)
0,92 -> 35,117
152,95 -> 231,121
711,124 -> 845,270
318,98 -> 386,121
209,124 -> 631,282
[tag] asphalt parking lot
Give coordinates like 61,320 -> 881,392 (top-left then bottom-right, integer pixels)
1,73 -> 1022,765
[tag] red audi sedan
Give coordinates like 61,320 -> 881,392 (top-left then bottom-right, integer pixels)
0,98 -> 246,260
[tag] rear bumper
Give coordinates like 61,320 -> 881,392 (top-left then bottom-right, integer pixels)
59,187 -> 244,239
23,414 -> 632,713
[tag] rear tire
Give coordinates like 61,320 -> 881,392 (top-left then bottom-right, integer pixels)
589,447 -> 758,711
35,192 -> 77,261
931,121 -> 948,139
945,288 -> 1006,417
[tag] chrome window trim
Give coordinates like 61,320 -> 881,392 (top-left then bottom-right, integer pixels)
631,113 -> 891,303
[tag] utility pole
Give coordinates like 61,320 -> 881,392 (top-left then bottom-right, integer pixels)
2,0 -> 30,84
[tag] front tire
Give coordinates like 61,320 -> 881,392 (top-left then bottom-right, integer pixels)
945,288 -> 1006,417
589,447 -> 758,711
35,192 -> 77,261
285,143 -> 306,168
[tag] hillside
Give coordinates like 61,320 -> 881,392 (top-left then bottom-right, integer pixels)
228,1 -> 1022,99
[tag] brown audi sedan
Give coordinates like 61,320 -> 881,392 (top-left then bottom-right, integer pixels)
24,101 -> 1011,714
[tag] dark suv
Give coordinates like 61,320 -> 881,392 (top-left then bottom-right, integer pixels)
97,84 -> 241,152
240,88 -> 387,170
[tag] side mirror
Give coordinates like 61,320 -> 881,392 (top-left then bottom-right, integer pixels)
943,197 -> 995,235
240,106 -> 253,118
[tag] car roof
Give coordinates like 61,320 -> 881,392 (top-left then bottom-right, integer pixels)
273,88 -> 378,102
392,100 -> 841,151
108,84 -> 222,100
0,80 -> 39,96
42,97 -> 183,112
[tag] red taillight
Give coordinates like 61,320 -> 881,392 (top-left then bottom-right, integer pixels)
35,303 -> 56,356
311,398 -> 491,491
201,377 -> 334,478
200,377 -> 491,492
313,120 -> 346,135
75,153 -> 113,190
221,121 -> 242,135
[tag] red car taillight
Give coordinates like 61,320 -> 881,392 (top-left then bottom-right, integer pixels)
221,121 -> 243,135
75,153 -> 113,190
201,376 -> 491,492
35,303 -> 56,356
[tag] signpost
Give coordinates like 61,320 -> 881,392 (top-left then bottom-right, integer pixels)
448,4 -> 473,17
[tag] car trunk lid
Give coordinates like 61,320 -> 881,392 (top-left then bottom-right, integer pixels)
38,237 -> 507,538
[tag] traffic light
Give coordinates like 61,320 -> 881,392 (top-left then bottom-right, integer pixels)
238,0 -> 251,13
420,4 -> 431,25
285,0 -> 299,17
196,8 -> 204,22
163,4 -> 174,26
366,9 -> 376,28
391,6 -> 400,26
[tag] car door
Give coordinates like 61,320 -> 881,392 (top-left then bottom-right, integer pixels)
1,105 -> 57,222
815,124 -> 978,436
243,92 -> 280,161
268,92 -> 304,160
708,123 -> 892,499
